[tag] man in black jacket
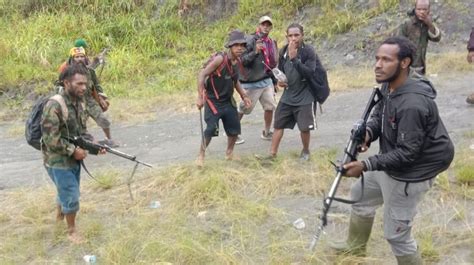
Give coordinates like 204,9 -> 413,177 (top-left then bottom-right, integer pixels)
264,23 -> 318,161
331,36 -> 454,264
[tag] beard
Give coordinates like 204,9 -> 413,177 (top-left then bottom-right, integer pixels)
376,62 -> 401,84
73,59 -> 87,68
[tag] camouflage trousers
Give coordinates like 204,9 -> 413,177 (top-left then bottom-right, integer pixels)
85,93 -> 111,129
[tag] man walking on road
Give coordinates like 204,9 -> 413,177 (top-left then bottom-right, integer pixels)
398,0 -> 441,75
266,23 -> 318,161
42,65 -> 92,244
466,27 -> 474,104
59,46 -> 118,147
332,36 -> 454,264
196,30 -> 251,166
236,15 -> 278,145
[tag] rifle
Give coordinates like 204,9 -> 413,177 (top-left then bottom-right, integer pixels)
309,87 -> 383,251
89,47 -> 110,71
67,135 -> 152,168
67,135 -> 152,201
89,47 -> 111,112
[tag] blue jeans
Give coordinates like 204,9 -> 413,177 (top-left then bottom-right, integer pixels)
45,164 -> 81,214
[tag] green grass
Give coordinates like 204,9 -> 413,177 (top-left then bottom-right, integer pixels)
2,0 -> 470,124
453,148 -> 474,186
0,0 -> 402,122
0,148 -> 472,264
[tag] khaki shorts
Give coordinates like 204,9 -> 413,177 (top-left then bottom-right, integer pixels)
238,84 -> 276,115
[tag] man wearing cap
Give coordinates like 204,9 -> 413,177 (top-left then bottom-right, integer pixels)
236,15 -> 278,145
196,30 -> 251,166
58,46 -> 118,147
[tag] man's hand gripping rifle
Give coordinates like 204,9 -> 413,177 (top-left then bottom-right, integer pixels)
67,135 -> 152,168
309,87 -> 382,251
67,135 -> 152,201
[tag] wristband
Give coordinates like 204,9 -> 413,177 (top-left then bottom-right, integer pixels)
361,160 -> 368,172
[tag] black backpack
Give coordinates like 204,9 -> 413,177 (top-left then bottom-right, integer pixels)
307,57 -> 330,105
25,95 -> 67,150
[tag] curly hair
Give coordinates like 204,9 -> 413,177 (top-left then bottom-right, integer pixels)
382,36 -> 417,67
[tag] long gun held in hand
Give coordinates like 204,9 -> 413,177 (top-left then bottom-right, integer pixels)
67,135 -> 152,168
309,87 -> 382,251
89,47 -> 110,71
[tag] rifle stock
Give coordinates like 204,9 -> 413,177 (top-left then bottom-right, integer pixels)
309,87 -> 382,251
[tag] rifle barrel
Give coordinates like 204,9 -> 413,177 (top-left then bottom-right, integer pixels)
105,147 -> 153,168
309,87 -> 381,251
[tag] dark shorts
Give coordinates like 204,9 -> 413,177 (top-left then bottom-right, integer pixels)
204,102 -> 241,138
46,164 -> 81,214
273,102 -> 315,131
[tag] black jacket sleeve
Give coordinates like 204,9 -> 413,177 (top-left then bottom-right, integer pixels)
291,45 -> 316,79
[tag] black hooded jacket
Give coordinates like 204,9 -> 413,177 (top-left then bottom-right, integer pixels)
364,75 -> 454,182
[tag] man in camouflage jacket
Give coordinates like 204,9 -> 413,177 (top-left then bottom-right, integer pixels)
42,64 -> 89,244
398,0 -> 441,75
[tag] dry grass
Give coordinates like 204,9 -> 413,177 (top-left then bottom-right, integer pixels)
428,51 -> 474,74
0,147 -> 472,264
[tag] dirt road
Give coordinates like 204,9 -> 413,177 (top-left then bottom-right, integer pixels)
1,73 -> 473,189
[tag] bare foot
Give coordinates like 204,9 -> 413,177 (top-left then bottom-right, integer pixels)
225,153 -> 233,161
67,231 -> 85,244
196,154 -> 204,168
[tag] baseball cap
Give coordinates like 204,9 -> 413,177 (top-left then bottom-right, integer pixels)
258,15 -> 273,25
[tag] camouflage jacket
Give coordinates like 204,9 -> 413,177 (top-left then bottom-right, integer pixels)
398,14 -> 441,74
41,91 -> 87,169
56,66 -> 105,119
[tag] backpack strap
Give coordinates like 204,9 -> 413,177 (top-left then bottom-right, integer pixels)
208,52 -> 230,100
50,95 -> 68,122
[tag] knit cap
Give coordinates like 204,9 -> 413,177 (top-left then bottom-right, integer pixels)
74,38 -> 88,48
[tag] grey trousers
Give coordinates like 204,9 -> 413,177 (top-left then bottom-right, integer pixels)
350,171 -> 433,256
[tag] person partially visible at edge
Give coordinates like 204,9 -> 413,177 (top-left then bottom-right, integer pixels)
466,27 -> 474,104
42,64 -> 100,244
332,36 -> 454,265
235,15 -> 278,145
195,30 -> 252,167
265,23 -> 317,161
398,0 -> 441,75
57,46 -> 118,147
